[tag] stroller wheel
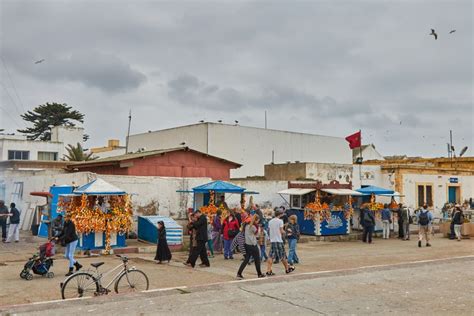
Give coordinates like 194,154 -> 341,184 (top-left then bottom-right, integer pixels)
26,273 -> 33,281
46,272 -> 55,278
20,271 -> 27,279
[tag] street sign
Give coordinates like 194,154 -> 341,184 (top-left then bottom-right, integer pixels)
449,177 -> 458,183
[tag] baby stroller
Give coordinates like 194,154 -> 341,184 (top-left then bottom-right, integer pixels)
20,240 -> 56,280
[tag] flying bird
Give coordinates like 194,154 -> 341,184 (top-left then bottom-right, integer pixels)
34,59 -> 45,64
449,30 -> 456,34
234,120 -> 239,124
179,142 -> 186,146
430,29 -> 438,40
217,120 -> 222,123
199,120 -> 204,123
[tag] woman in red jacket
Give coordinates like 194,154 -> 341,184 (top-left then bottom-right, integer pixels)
222,212 -> 240,259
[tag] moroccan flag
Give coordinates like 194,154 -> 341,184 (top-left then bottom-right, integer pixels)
345,131 -> 361,149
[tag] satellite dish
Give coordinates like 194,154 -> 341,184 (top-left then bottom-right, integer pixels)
459,146 -> 468,157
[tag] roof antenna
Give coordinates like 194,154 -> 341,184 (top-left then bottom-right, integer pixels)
125,109 -> 132,154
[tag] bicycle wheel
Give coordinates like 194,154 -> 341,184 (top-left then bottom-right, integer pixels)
114,269 -> 149,294
61,272 -> 99,299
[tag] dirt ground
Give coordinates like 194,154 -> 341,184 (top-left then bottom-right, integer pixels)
1,232 -> 473,307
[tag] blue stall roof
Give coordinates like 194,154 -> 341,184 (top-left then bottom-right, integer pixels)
192,180 -> 246,193
74,178 -> 126,195
356,186 -> 394,195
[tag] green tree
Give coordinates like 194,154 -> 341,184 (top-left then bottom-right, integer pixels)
63,143 -> 98,161
18,102 -> 88,141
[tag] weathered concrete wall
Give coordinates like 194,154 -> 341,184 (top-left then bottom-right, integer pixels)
229,180 -> 288,209
264,163 -> 306,180
305,163 -> 352,184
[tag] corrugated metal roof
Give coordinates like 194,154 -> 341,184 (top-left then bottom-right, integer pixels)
321,188 -> 364,196
278,188 -> 315,195
69,147 -> 241,168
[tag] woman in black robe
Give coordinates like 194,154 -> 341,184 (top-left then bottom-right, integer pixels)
155,221 -> 172,264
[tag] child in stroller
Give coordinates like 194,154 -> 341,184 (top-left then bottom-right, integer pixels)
20,239 -> 56,280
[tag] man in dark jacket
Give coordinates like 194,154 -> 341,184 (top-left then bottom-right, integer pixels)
187,210 -> 210,268
361,208 -> 375,244
5,203 -> 20,243
0,200 -> 9,242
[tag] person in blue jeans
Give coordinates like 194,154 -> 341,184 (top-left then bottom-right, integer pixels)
258,223 -> 269,261
286,215 -> 300,267
56,214 -> 82,276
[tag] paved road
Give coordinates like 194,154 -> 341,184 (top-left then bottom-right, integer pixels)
3,256 -> 473,315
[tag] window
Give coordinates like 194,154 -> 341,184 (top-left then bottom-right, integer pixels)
417,184 -> 433,207
7,150 -> 29,160
291,195 -> 301,208
38,151 -> 58,161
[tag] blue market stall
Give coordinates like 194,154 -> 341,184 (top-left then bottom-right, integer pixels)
57,178 -> 132,251
355,186 -> 396,231
138,216 -> 183,246
36,185 -> 75,238
188,180 -> 258,221
280,187 -> 363,236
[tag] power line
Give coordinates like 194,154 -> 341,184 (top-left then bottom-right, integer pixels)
0,55 -> 27,113
0,105 -> 23,129
0,81 -> 25,124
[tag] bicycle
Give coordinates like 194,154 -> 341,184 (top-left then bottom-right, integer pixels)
60,255 -> 149,299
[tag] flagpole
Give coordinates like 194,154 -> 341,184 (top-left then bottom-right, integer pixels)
359,129 -> 362,186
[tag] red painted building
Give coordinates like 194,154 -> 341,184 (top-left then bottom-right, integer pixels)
68,147 -> 241,180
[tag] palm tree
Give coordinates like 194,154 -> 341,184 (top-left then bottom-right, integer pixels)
63,143 -> 98,161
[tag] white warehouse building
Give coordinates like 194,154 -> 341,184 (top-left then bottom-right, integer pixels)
128,123 -> 352,178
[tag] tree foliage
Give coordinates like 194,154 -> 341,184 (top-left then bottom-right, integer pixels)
63,143 -> 98,161
18,102 -> 86,141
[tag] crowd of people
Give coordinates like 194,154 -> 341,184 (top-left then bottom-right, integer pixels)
154,198 -> 300,279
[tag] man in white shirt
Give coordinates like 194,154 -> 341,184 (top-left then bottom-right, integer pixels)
266,210 -> 294,276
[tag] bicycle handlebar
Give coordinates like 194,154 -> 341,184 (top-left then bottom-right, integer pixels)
115,254 -> 128,262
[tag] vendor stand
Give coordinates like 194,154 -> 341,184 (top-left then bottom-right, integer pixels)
57,178 -> 133,253
190,180 -> 258,222
279,181 -> 363,236
355,186 -> 395,232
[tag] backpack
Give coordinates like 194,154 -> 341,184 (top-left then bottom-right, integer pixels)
418,211 -> 429,226
363,211 -> 374,225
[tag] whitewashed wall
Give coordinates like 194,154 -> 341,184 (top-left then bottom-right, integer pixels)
128,123 -> 352,178
401,174 -> 474,212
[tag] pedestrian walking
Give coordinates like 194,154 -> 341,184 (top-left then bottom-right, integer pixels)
286,215 -> 300,266
206,218 -> 214,258
266,210 -> 293,276
0,200 -> 9,242
417,204 -> 433,247
236,215 -> 265,279
361,208 -> 375,244
452,206 -> 464,241
155,221 -> 172,263
211,210 -> 223,253
5,203 -> 20,243
401,206 -> 411,240
258,223 -> 269,262
187,210 -> 210,268
222,211 -> 240,260
56,213 -> 82,276
381,204 -> 392,239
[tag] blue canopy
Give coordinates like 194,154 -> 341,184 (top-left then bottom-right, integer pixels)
356,186 -> 394,195
74,178 -> 126,195
192,180 -> 246,193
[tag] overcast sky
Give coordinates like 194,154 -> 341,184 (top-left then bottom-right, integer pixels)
1,1 -> 472,157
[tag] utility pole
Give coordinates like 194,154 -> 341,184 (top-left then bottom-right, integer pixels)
125,109 -> 132,154
265,110 -> 267,129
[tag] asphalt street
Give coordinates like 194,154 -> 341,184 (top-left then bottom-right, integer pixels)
2,256 -> 473,315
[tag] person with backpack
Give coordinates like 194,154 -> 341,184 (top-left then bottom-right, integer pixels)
452,206 -> 464,241
361,208 -> 376,244
417,204 -> 433,247
5,203 -> 20,243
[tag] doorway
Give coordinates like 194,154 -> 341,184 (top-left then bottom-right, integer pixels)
448,186 -> 460,204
